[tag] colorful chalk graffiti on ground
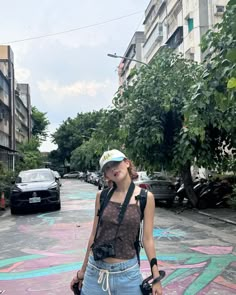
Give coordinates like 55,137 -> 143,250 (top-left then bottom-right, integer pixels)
0,224 -> 235,294
0,184 -> 236,294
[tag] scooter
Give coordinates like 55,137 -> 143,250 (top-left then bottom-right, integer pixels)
176,178 -> 207,205
197,180 -> 233,209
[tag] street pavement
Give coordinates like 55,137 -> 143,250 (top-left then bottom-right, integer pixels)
0,179 -> 235,295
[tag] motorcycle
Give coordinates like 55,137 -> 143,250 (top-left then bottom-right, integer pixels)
197,180 -> 233,209
176,178 -> 207,205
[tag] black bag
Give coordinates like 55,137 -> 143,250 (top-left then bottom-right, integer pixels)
140,270 -> 166,295
72,282 -> 82,295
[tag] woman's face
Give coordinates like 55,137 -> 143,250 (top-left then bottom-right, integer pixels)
104,159 -> 130,182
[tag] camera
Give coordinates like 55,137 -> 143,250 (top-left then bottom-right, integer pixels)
72,282 -> 82,295
92,242 -> 116,261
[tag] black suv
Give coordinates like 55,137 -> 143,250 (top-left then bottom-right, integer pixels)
10,168 -> 61,214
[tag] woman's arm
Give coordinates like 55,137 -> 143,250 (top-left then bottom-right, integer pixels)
142,192 -> 163,295
80,190 -> 101,272
70,191 -> 101,290
142,191 -> 160,278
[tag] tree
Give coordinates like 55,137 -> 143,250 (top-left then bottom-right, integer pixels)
70,108 -> 124,170
16,137 -> 43,172
52,110 -> 105,164
114,50 -> 201,206
183,0 -> 236,172
31,106 -> 50,141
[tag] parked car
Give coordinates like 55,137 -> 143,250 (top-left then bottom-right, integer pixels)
98,175 -> 109,190
63,171 -> 80,178
89,172 -> 101,185
134,171 -> 176,206
52,170 -> 62,186
10,168 -> 61,214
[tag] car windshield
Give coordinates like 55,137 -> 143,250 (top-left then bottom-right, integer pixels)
137,172 -> 150,181
17,171 -> 54,183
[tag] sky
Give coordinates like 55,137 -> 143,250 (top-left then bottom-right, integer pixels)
1,0 -> 150,152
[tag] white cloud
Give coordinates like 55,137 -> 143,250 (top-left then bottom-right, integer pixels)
15,67 -> 31,82
37,79 -> 112,98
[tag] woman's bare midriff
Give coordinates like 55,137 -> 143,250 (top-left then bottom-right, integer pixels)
103,257 -> 129,263
89,251 -> 129,263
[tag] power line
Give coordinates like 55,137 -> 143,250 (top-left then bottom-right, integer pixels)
2,11 -> 143,44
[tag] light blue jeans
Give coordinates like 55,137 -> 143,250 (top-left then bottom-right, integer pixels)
81,255 -> 143,295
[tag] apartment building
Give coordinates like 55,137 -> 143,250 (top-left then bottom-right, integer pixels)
118,32 -> 146,86
15,83 -> 32,148
0,45 -> 16,169
0,45 -> 32,170
142,0 -> 229,64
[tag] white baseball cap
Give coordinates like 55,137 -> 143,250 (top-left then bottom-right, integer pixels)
99,149 -> 126,171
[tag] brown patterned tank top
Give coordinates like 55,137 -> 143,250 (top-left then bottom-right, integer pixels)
95,201 -> 141,259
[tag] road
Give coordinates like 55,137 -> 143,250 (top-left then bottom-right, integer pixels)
0,179 -> 235,295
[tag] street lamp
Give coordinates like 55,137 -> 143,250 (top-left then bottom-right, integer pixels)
107,53 -> 148,66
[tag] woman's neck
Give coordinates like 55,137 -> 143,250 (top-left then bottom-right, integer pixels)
115,177 -> 132,193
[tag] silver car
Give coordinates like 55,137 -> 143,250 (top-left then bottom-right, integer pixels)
134,171 -> 176,206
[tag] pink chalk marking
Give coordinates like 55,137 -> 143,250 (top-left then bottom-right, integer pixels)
22,249 -> 71,257
190,246 -> 233,255
215,275 -> 236,290
0,262 -> 23,272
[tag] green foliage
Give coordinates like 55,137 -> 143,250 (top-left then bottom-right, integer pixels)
229,185 -> 236,210
52,110 -> 104,163
70,108 -> 124,171
184,0 -> 236,171
16,137 -> 43,172
0,162 -> 14,199
70,137 -> 102,171
114,50 -> 201,171
31,106 -> 50,141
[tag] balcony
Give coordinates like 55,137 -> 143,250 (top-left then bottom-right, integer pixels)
143,23 -> 164,58
157,0 -> 167,12
166,26 -> 183,49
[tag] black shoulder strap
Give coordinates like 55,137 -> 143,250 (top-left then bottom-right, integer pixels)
98,187 -> 115,218
134,188 -> 148,266
139,188 -> 148,220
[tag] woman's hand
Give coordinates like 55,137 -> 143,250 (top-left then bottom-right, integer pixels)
70,270 -> 84,292
152,281 -> 162,295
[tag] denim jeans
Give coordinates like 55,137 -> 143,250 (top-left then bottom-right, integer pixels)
81,255 -> 143,295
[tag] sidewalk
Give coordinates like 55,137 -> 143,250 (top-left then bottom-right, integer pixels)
197,207 -> 236,225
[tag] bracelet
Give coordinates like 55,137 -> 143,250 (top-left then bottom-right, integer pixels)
150,258 -> 158,276
152,276 -> 162,284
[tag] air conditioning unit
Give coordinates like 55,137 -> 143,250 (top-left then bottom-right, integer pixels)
0,113 -> 4,121
156,24 -> 163,41
214,5 -> 225,16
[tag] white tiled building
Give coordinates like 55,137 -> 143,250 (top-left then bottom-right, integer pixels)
118,32 -> 146,86
143,0 -> 229,64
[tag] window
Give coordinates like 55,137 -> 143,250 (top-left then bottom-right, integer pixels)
187,18 -> 194,32
215,5 -> 225,15
216,5 -> 224,13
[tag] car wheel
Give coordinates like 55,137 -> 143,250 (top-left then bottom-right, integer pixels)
54,202 -> 61,211
10,206 -> 19,215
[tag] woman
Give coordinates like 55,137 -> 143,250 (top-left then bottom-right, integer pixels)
70,149 -> 163,295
